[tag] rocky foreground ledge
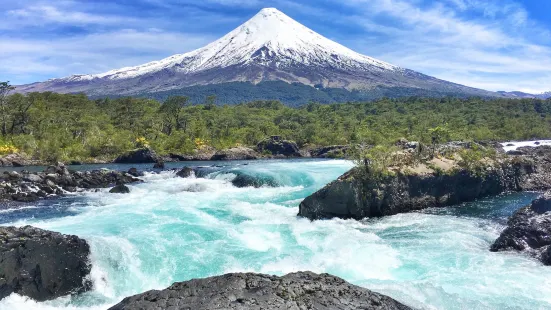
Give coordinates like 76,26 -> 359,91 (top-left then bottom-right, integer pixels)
491,191 -> 551,265
0,226 -> 91,301
299,144 -> 551,220
108,272 -> 411,310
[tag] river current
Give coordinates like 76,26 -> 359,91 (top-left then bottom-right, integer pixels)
0,159 -> 550,310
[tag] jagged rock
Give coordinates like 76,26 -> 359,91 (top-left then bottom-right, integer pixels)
256,136 -> 301,157
109,184 -> 130,194
176,167 -> 195,178
22,174 -> 43,183
490,191 -> 551,265
0,164 -> 141,202
0,226 -> 91,301
114,148 -> 160,164
108,272 -> 411,310
211,147 -> 259,160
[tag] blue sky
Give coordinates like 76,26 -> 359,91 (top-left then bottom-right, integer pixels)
1,0 -> 550,93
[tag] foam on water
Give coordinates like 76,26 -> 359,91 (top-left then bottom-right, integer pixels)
1,159 -> 550,310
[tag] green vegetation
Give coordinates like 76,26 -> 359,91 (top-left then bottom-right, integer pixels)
1,80 -> 551,163
122,81 -> 491,107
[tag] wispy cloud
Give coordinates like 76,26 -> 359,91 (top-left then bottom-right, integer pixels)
0,0 -> 549,93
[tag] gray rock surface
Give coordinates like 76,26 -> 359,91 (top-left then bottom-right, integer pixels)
211,147 -> 259,160
0,164 -> 140,202
0,226 -> 91,301
490,191 -> 551,265
108,272 -> 411,310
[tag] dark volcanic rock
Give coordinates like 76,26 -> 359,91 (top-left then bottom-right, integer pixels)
110,184 -> 130,194
114,148 -> 160,164
176,167 -> 195,178
211,147 -> 259,160
299,147 -> 551,220
0,226 -> 91,301
0,164 -> 141,202
231,173 -> 279,188
256,136 -> 301,157
108,272 -> 411,310
490,191 -> 551,265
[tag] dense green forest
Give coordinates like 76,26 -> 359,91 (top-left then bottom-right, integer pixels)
1,81 -> 551,162
121,81 -> 488,106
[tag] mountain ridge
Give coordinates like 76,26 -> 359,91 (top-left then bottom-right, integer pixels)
16,7 -> 501,99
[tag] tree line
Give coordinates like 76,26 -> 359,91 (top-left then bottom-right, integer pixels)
1,81 -> 550,162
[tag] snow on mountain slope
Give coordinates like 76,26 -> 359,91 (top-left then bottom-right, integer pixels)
16,8 -> 499,98
62,8 -> 398,82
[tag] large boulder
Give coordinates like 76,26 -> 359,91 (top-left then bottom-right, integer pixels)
0,226 -> 91,301
108,272 -> 411,310
211,147 -> 259,160
114,148 -> 160,164
490,191 -> 551,265
256,136 -> 301,157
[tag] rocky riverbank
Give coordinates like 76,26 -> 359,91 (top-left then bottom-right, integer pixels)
299,143 -> 551,220
491,191 -> 551,265
0,226 -> 91,301
108,272 -> 411,310
0,163 -> 140,203
0,136 -> 353,168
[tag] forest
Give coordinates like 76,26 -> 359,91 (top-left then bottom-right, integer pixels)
1,81 -> 551,162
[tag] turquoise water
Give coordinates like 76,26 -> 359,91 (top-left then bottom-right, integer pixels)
1,159 -> 550,310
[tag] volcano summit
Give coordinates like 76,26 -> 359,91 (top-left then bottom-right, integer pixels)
17,8 -> 497,98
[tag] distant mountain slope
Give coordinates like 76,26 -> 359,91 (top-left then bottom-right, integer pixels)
110,81 -> 492,107
17,8 -> 500,99
497,91 -> 551,99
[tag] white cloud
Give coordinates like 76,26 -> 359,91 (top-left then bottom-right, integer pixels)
0,29 -> 214,83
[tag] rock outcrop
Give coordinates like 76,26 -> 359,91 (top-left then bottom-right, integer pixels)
108,272 -> 411,310
114,148 -> 160,164
0,226 -> 91,301
490,191 -> 551,265
211,147 -> 259,160
0,153 -> 37,167
310,145 -> 350,158
299,145 -> 551,220
0,164 -> 140,202
256,136 -> 301,157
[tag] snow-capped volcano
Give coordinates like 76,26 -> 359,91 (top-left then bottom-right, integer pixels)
16,8 -> 497,98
